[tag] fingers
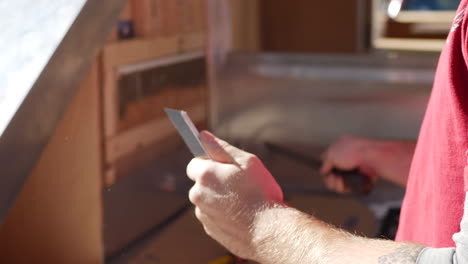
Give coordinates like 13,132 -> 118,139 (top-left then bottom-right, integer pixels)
199,131 -> 246,165
189,181 -> 229,208
189,183 -> 227,211
321,136 -> 361,194
324,174 -> 350,194
194,207 -> 240,243
187,158 -> 224,185
321,151 -> 346,193
195,207 -> 220,238
187,158 -> 213,182
189,183 -> 209,205
320,157 -> 334,176
187,158 -> 238,186
320,135 -> 360,174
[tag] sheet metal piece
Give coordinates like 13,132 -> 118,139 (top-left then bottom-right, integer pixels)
0,0 -> 126,224
165,108 -> 209,158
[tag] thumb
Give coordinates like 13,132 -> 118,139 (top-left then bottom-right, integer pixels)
199,131 -> 245,164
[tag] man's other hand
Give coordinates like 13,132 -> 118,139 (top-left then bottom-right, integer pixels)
186,131 -> 284,260
321,136 -> 378,194
321,136 -> 416,192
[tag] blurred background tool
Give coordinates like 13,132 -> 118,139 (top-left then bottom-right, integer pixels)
265,142 -> 373,195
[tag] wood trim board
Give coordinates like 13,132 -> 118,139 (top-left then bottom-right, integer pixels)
106,103 -> 206,164
394,10 -> 455,24
102,32 -> 205,139
374,37 -> 446,51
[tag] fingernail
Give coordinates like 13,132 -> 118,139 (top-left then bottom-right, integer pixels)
200,131 -> 217,148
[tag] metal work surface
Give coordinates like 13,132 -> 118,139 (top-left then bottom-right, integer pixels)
209,52 -> 438,145
0,0 -> 126,223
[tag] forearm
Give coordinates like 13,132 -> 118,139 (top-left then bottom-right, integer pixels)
364,140 -> 416,187
252,205 -> 424,264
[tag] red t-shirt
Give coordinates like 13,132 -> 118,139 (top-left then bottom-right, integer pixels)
396,0 -> 468,247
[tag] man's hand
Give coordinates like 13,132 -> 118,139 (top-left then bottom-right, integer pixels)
321,136 -> 417,192
321,136 -> 378,194
186,131 -> 283,260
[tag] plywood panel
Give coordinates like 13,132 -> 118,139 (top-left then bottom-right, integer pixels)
101,32 -> 205,138
117,56 -> 207,132
230,0 -> 261,51
131,0 -> 163,38
261,0 -> 367,53
0,62 -> 104,263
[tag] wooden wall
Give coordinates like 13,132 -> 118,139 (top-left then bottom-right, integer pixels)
260,0 -> 369,53
0,63 -> 104,263
229,0 -> 262,51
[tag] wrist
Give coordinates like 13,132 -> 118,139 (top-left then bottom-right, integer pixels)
358,138 -> 381,178
362,139 -> 414,186
250,203 -> 295,262
250,204 -> 341,264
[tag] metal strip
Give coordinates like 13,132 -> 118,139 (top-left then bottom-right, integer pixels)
118,51 -> 205,75
164,108 -> 209,158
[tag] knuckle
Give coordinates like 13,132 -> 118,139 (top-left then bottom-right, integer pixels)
198,166 -> 213,185
218,140 -> 231,150
186,159 -> 198,174
245,154 -> 259,167
188,186 -> 203,205
194,207 -> 203,220
187,160 -> 216,184
195,208 -> 209,227
186,159 -> 202,181
186,159 -> 194,175
203,225 -> 213,237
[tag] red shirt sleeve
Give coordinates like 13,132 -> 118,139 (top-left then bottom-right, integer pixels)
465,150 -> 468,192
462,7 -> 468,66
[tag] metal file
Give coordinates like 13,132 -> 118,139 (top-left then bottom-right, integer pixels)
164,108 -> 210,158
